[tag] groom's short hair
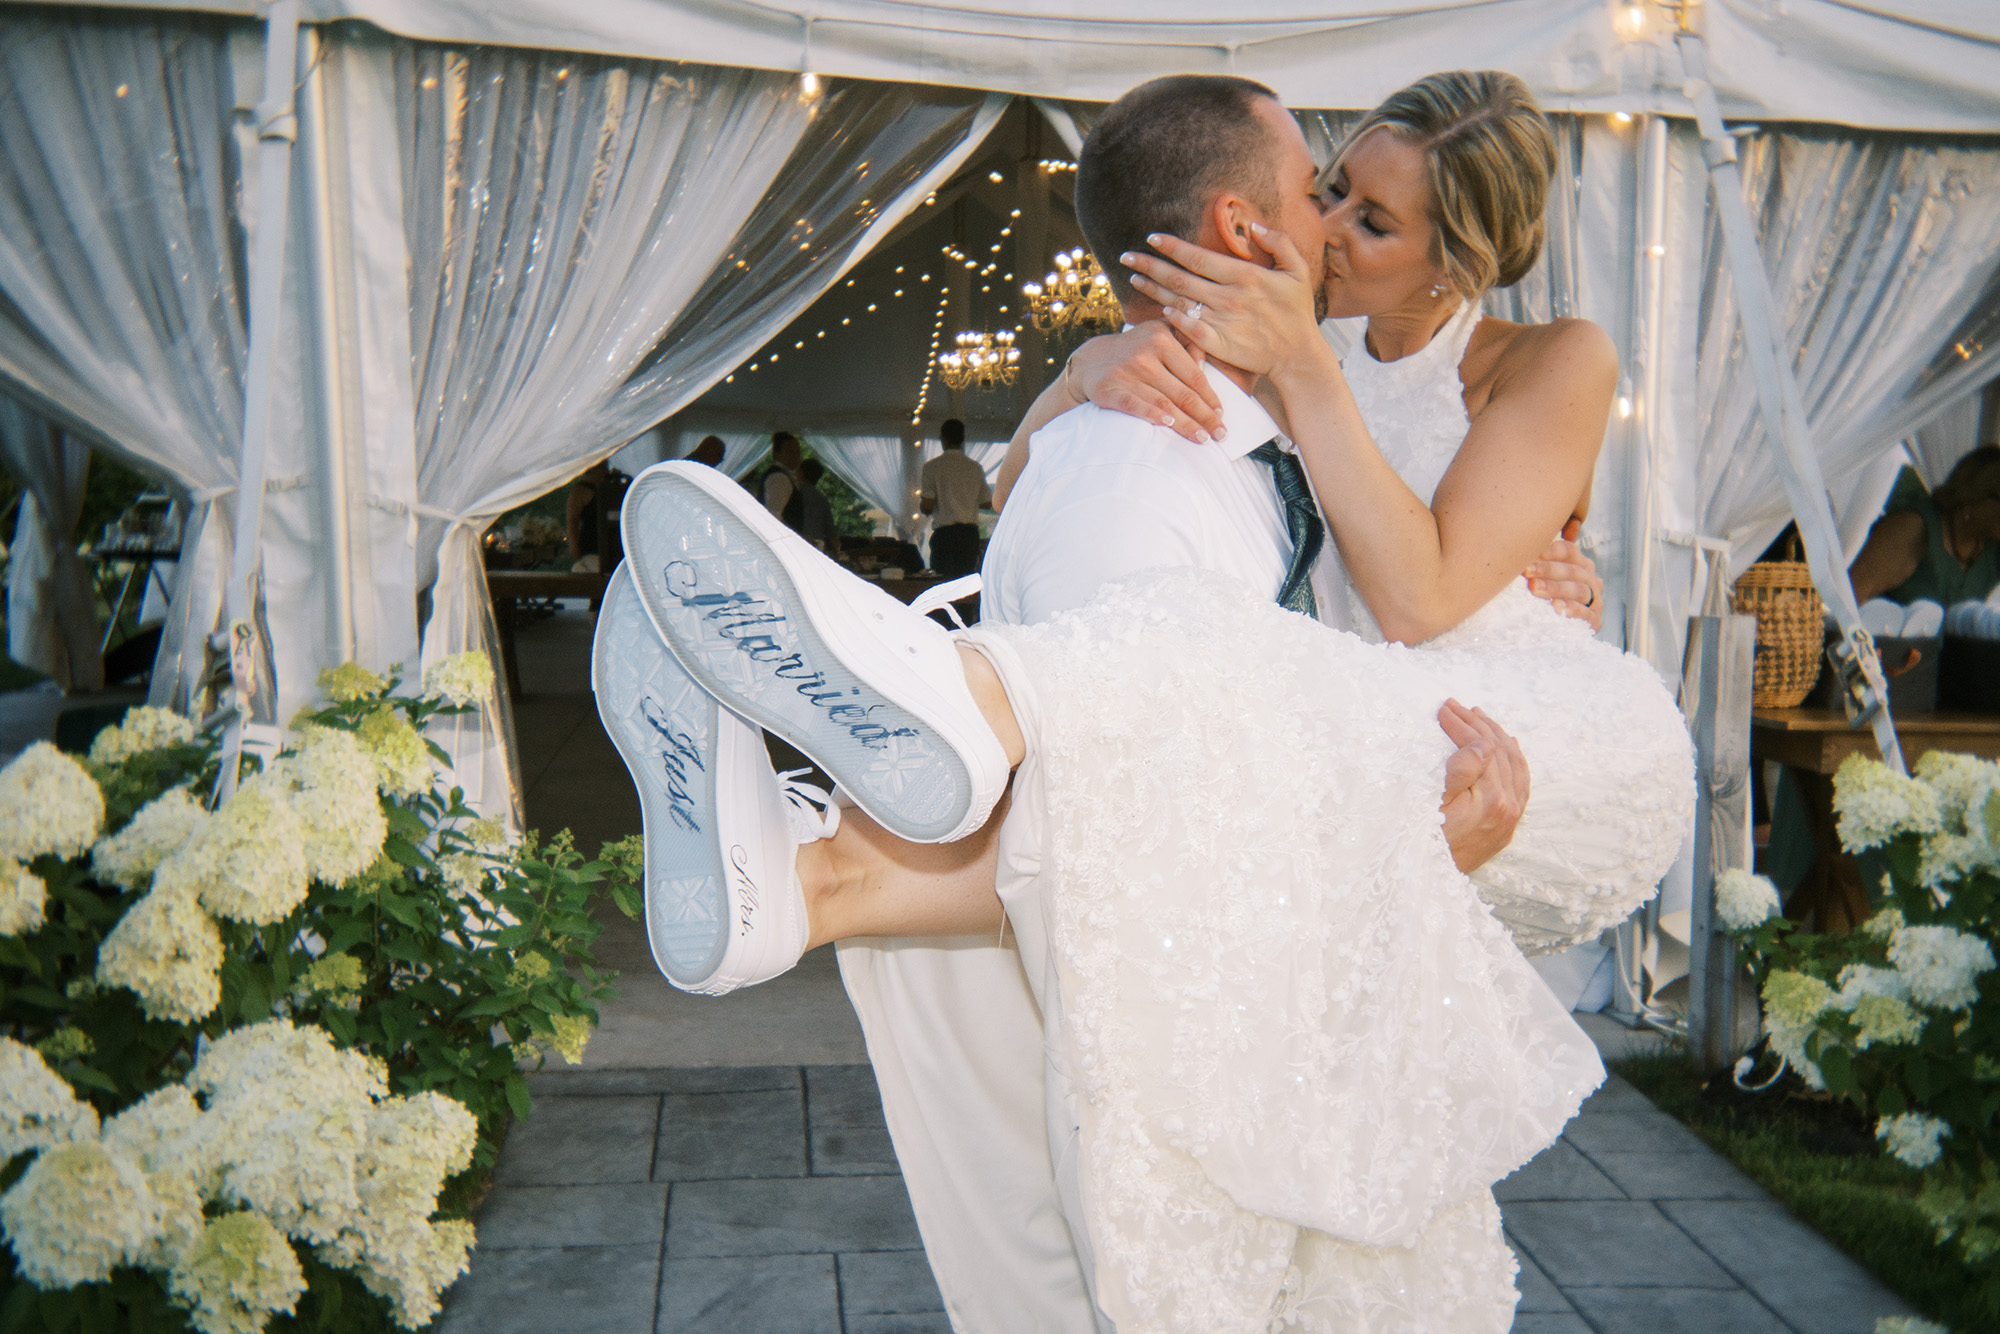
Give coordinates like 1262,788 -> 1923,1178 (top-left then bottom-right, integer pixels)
1076,75 -> 1283,304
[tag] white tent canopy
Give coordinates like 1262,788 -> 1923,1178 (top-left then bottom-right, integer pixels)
2,0 -> 1997,848
56,0 -> 2000,131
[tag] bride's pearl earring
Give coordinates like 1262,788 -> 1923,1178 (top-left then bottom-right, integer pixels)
1429,284 -> 1446,299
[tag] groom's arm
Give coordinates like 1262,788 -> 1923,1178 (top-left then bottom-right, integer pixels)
1437,701 -> 1529,873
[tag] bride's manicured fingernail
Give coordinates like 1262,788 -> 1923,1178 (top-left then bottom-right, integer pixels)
1194,430 -> 1211,444
1121,252 -> 1140,267
1147,233 -> 1165,245
1250,221 -> 1268,234
1214,426 -> 1227,440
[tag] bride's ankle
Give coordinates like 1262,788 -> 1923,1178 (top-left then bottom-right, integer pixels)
956,646 -> 1025,769
797,837 -> 844,951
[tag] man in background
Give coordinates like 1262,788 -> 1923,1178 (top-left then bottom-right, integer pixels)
919,418 -> 990,579
762,431 -> 808,534
798,458 -> 842,559
688,434 -> 727,468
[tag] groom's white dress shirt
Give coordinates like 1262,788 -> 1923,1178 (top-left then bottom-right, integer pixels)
835,367 -> 1345,1334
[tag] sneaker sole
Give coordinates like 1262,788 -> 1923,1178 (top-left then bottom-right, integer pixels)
623,468 -> 973,843
592,566 -> 732,988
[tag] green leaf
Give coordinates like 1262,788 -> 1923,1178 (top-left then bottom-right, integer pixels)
382,835 -> 426,868
458,993 -> 518,1020
63,1065 -> 118,1094
505,1072 -> 529,1119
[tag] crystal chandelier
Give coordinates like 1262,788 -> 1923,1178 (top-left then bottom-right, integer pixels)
936,329 -> 1020,390
1022,248 -> 1121,335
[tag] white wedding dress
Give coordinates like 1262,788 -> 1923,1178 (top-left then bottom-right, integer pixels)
956,302 -> 1694,1334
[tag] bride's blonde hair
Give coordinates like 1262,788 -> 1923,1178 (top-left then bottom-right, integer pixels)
1326,71 -> 1555,298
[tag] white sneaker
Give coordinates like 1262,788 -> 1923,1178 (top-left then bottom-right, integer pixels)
592,566 -> 825,995
620,461 -> 1009,845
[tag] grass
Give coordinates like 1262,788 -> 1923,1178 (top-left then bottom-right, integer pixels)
1614,1050 -> 1992,1332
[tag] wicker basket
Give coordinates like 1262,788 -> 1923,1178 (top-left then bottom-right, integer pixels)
1733,561 -> 1826,708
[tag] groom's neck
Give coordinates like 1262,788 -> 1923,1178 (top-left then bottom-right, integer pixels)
1120,295 -> 1258,396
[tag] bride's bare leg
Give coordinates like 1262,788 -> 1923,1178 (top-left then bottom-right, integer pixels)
794,645 -> 1026,950
798,791 -> 1011,948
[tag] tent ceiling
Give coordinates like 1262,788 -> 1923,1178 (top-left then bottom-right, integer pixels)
19,1 -> 2000,132
675,98 -> 1087,440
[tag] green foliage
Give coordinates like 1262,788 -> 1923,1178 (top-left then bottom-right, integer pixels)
0,670 -> 641,1331
1725,753 -> 2000,1320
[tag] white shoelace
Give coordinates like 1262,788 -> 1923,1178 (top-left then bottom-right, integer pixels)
776,768 -> 841,843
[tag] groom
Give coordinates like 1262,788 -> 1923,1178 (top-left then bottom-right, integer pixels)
836,75 -> 1547,1333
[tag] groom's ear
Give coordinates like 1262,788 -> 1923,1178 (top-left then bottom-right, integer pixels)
1205,191 -> 1266,263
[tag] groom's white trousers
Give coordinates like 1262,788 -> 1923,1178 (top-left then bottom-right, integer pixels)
836,735 -> 1113,1334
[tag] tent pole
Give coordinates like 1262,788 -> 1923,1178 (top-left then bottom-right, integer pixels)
298,25 -> 357,667
1626,114 -> 1669,664
1674,31 -> 1904,774
217,0 -> 303,799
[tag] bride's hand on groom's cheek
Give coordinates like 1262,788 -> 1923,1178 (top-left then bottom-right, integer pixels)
1436,700 -> 1529,874
1124,227 -> 1319,382
1069,323 -> 1225,444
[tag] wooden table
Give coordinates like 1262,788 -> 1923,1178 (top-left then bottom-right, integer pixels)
1752,707 -> 2000,930
488,568 -> 609,699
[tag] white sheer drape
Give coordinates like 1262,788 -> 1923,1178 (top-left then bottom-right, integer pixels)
371,34 -> 1003,816
0,395 -> 99,690
1908,386 -> 1988,490
1695,130 -> 2000,575
611,427 -> 768,482
804,435 -> 922,539
0,15 -> 245,711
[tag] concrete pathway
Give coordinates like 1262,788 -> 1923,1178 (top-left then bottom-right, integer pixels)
439,604 -> 1921,1333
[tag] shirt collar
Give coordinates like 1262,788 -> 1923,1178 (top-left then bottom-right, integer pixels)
1198,365 -> 1286,461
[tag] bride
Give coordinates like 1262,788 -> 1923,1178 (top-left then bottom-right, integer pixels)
599,70 -> 1691,1334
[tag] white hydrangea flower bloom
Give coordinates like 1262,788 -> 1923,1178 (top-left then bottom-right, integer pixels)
1761,970 -> 1836,1090
423,651 -> 494,708
1849,994 -> 1925,1049
97,885 -> 225,1024
354,708 -> 435,799
1888,923 -> 1996,1011
1914,751 -> 2000,829
1875,1317 -> 1951,1334
91,787 -> 210,891
0,1140 -> 162,1288
319,1091 -> 479,1326
99,1086 -> 213,1266
1714,868 -> 1781,931
0,1038 -> 100,1159
437,852 -> 485,898
88,706 -> 199,766
283,729 -> 388,885
1836,963 -> 1912,1005
154,773 -> 309,926
192,1021 -> 384,1245
466,817 -> 513,853
1832,754 -> 1944,851
1876,1111 -> 1951,1169
0,742 -> 104,864
166,1211 -> 306,1334
0,859 -> 46,935
1861,907 -> 1906,938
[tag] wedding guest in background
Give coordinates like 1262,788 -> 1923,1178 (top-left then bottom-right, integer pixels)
566,459 -> 610,572
689,434 -> 727,468
1849,445 -> 2000,605
762,431 -> 808,534
919,418 -> 991,579
799,458 -> 842,559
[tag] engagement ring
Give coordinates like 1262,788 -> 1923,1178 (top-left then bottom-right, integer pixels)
1186,302 -> 1204,322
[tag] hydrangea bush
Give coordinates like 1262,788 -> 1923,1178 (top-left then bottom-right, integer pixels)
1725,751 -> 2000,1320
0,658 -> 642,1332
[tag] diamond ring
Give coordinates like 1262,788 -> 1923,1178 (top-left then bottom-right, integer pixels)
1185,302 -> 1204,322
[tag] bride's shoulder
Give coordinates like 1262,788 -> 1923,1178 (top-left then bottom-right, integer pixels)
1469,316 -> 1615,398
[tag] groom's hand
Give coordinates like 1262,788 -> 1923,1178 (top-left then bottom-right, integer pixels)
1524,519 -> 1605,632
1437,700 -> 1529,873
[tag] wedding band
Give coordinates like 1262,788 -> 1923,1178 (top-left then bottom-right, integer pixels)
1185,302 -> 1204,322
1584,587 -> 1596,608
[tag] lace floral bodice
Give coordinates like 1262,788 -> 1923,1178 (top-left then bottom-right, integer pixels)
1341,300 -> 1484,509
1338,302 -> 1554,647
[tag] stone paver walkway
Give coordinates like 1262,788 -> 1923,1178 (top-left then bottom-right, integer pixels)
440,1064 -> 942,1334
441,1058 -> 1920,1334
